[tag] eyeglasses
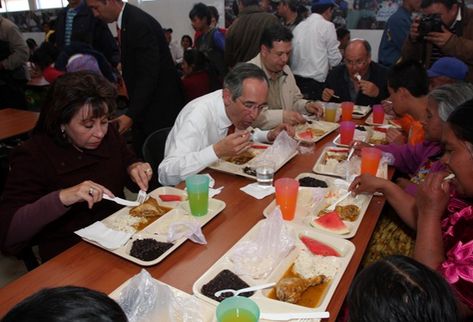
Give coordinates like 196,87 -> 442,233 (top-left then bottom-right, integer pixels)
237,97 -> 268,112
345,59 -> 368,66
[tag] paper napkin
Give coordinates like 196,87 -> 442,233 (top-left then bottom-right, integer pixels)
240,182 -> 275,200
75,221 -> 132,250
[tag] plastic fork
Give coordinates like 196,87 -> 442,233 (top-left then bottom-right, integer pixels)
326,191 -> 352,212
136,190 -> 148,204
214,282 -> 276,298
102,194 -> 139,207
260,312 -> 329,320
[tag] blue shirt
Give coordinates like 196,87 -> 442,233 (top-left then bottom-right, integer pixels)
378,6 -> 412,67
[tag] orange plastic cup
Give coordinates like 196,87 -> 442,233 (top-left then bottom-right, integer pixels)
341,101 -> 354,121
361,147 -> 382,176
372,104 -> 385,124
339,121 -> 356,145
275,178 -> 299,221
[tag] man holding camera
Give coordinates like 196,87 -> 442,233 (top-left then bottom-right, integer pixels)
401,0 -> 473,81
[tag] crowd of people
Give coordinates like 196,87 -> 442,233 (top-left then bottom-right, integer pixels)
1,0 -> 473,320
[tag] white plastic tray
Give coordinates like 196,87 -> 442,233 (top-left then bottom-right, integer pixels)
294,120 -> 340,143
192,220 -> 355,317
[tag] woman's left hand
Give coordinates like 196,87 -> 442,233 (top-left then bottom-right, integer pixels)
128,162 -> 153,191
416,171 -> 450,220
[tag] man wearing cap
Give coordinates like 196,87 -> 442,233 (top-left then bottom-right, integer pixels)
274,0 -> 305,31
402,0 -> 473,81
158,63 -> 293,186
427,56 -> 468,89
248,25 -> 323,130
290,0 -> 342,101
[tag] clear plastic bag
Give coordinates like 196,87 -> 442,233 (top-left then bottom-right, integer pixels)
228,208 -> 295,279
167,218 -> 207,244
248,131 -> 298,169
116,269 -> 205,322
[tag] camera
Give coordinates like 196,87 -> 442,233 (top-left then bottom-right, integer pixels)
418,14 -> 444,39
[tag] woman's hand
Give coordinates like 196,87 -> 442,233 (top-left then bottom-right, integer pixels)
416,171 -> 450,221
128,162 -> 153,191
59,180 -> 113,209
349,174 -> 387,195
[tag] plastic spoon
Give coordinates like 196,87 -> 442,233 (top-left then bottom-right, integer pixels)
214,282 -> 276,298
260,311 -> 330,320
326,191 -> 352,212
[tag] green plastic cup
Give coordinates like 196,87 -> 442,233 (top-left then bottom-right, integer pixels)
216,296 -> 260,322
185,174 -> 209,216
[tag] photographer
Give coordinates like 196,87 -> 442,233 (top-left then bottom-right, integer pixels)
401,0 -> 473,82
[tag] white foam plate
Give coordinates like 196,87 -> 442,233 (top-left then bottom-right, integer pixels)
83,187 -> 225,266
109,274 -> 215,322
312,146 -> 350,178
294,120 -> 340,143
192,220 -> 355,319
365,112 -> 400,127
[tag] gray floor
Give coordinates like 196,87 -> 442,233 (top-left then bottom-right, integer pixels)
0,253 -> 27,288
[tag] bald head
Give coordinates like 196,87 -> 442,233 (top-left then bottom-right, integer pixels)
344,39 -> 372,80
345,39 -> 371,58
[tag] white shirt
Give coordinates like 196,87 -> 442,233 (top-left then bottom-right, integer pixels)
290,13 -> 342,82
158,90 -> 269,186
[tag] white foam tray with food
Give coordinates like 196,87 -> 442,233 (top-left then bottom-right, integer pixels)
82,186 -> 225,266
263,173 -> 373,239
322,103 -> 370,119
294,120 -> 340,143
192,219 -> 355,319
313,146 -> 388,180
209,143 -> 297,180
109,274 -> 215,322
365,112 -> 401,127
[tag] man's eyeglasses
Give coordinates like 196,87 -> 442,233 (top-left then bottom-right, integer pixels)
237,97 -> 268,112
345,59 -> 368,66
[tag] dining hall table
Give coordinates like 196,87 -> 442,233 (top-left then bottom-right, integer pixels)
0,119 -> 393,321
0,108 -> 39,141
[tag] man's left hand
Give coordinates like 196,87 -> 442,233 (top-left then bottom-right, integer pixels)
305,101 -> 323,118
425,26 -> 453,48
268,123 -> 294,142
359,80 -> 379,97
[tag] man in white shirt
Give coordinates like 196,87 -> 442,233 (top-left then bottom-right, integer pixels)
158,63 -> 293,186
248,24 -> 323,130
290,0 -> 342,100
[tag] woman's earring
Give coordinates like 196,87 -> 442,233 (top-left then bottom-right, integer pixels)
60,126 -> 66,138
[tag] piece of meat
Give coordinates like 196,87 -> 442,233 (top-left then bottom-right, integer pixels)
275,275 -> 326,303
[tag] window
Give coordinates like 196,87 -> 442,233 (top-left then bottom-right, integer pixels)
0,0 -> 30,12
36,0 -> 68,10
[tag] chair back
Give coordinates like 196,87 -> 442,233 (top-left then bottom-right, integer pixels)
142,127 -> 172,172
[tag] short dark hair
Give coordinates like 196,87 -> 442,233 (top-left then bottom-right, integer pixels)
183,48 -> 208,72
224,63 -> 268,100
181,34 -> 193,47
348,255 -> 459,322
281,0 -> 300,12
421,0 -> 458,9
447,99 -> 473,145
1,286 -> 128,322
260,25 -> 293,48
189,3 -> 211,26
34,71 -> 117,146
387,60 -> 429,97
208,5 -> 219,22
311,4 -> 333,14
336,27 -> 350,40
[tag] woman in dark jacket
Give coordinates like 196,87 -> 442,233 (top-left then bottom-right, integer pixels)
0,71 -> 152,263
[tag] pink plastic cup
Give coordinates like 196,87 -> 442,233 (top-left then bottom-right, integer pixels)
274,178 -> 299,221
372,104 -> 385,124
339,121 -> 356,145
341,101 -> 354,121
361,147 -> 382,176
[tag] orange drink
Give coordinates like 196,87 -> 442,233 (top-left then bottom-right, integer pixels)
339,121 -> 356,145
274,178 -> 299,220
372,104 -> 385,124
324,103 -> 338,122
361,147 -> 382,176
341,101 -> 354,121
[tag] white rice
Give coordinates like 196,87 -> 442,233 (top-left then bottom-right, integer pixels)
293,249 -> 341,280
104,214 -> 145,233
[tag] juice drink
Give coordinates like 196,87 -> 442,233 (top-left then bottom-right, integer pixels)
219,308 -> 257,322
185,175 -> 209,216
339,121 -> 355,145
361,147 -> 382,176
324,103 -> 338,122
216,296 -> 260,322
372,104 -> 385,124
341,101 -> 354,121
275,178 -> 299,220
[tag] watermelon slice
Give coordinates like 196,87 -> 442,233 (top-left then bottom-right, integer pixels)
297,129 -> 314,140
300,235 -> 341,257
158,194 -> 185,202
312,211 -> 349,235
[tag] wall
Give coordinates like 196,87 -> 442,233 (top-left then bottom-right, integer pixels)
351,29 -> 383,63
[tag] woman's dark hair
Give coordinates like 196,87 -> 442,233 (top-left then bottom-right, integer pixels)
387,60 -> 429,97
34,71 -> 117,146
183,49 -> 208,73
181,34 -> 193,47
1,286 -> 128,322
347,255 -> 459,322
337,27 -> 350,40
189,2 -> 211,26
446,99 -> 473,145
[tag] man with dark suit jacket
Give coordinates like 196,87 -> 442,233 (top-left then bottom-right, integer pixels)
322,39 -> 389,106
87,0 -> 184,155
